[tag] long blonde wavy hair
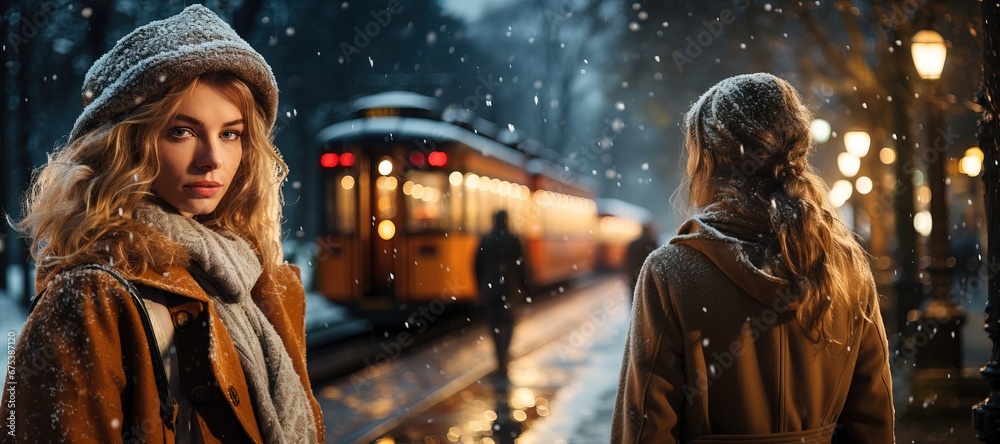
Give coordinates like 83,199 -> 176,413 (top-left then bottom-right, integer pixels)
15,72 -> 288,283
682,73 -> 878,345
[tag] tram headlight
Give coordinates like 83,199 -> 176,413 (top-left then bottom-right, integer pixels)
377,220 -> 396,240
378,158 -> 393,176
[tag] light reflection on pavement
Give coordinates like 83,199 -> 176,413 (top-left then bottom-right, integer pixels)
314,276 -> 630,443
388,281 -> 630,444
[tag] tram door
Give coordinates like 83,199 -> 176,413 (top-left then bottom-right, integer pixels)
368,153 -> 401,301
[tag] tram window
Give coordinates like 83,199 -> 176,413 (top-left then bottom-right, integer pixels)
324,173 -> 357,234
404,171 -> 450,231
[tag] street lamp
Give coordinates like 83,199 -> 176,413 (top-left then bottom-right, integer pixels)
911,30 -> 948,80
810,119 -> 832,144
973,6 -> 1000,437
910,28 -> 964,370
879,147 -> 897,164
830,180 -> 854,207
844,131 -> 871,157
836,131 -> 870,232
961,147 -> 985,177
837,153 -> 861,177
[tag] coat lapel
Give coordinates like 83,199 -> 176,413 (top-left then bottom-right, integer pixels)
131,266 -> 265,443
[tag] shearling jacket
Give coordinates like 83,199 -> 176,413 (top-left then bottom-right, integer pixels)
1,241 -> 324,443
612,208 -> 894,443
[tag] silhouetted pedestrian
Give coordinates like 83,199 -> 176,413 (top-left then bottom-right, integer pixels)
474,211 -> 528,388
623,223 -> 658,292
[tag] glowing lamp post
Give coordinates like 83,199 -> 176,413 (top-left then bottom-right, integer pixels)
973,3 -> 1000,438
844,131 -> 871,157
837,153 -> 861,178
910,28 -> 963,370
961,147 -> 985,177
810,119 -> 832,144
910,30 -> 948,80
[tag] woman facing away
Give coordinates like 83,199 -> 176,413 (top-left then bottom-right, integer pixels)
2,5 -> 323,443
612,73 -> 894,443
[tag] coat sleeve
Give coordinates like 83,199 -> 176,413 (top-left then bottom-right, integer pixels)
2,270 -> 129,444
836,310 -> 895,443
612,251 -> 686,444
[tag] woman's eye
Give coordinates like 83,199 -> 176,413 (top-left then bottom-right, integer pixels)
221,131 -> 242,141
168,128 -> 192,138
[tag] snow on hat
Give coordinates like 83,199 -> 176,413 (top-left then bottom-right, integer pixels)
69,4 -> 278,142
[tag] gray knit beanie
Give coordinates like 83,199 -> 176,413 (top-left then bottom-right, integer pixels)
69,4 -> 278,142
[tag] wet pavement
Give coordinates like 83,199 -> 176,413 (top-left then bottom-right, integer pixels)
384,280 -> 628,444
314,277 -> 629,443
318,274 -> 993,443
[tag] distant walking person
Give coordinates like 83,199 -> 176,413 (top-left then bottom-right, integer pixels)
623,223 -> 658,292
612,73 -> 893,443
475,211 -> 529,388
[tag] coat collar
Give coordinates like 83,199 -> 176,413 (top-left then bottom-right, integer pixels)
35,262 -> 212,305
130,265 -> 211,303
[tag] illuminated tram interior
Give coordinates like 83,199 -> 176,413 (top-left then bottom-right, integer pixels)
314,91 -> 641,309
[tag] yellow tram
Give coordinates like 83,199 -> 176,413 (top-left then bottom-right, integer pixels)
313,91 -> 600,308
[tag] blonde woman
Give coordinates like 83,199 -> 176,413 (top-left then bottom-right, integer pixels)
612,73 -> 893,443
2,6 -> 323,443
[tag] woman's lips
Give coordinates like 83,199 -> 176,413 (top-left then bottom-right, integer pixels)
185,181 -> 222,197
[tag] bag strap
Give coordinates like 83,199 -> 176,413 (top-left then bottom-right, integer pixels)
29,264 -> 179,432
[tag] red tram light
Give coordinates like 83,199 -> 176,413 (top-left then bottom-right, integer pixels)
320,152 -> 339,168
427,151 -> 448,167
409,151 -> 426,167
340,152 -> 356,167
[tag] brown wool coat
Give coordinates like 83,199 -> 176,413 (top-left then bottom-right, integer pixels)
1,239 -> 324,443
612,209 -> 894,443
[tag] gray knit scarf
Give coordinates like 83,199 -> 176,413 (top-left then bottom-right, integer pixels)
137,204 -> 317,444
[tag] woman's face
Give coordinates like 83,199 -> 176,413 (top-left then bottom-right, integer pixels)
154,83 -> 244,218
